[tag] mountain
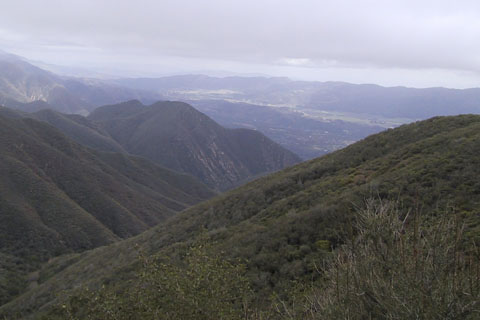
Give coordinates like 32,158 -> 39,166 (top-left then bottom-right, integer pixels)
0,52 -> 162,114
88,100 -> 301,190
3,114 -> 479,318
0,112 -> 214,305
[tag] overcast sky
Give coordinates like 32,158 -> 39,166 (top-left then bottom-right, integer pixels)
1,0 -> 479,88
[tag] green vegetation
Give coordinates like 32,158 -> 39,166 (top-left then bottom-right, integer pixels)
280,201 -> 480,319
1,114 -> 480,318
44,201 -> 480,319
0,113 -> 213,305
48,241 -> 254,320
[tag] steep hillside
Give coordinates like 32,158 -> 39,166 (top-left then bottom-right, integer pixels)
0,113 -> 213,305
88,100 -> 301,190
4,114 -> 479,318
0,52 -> 161,114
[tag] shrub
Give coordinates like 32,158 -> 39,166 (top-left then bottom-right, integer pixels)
56,241 -> 256,320
284,200 -> 480,319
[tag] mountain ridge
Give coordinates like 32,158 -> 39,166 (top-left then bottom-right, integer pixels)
88,100 -> 302,190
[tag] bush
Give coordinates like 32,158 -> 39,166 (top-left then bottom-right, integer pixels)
281,200 -> 480,319
56,240 -> 256,320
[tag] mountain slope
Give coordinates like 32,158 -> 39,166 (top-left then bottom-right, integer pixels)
4,114 -> 480,318
88,100 -> 301,190
0,113 -> 213,305
0,52 -> 161,114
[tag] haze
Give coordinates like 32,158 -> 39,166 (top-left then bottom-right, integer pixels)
1,0 -> 479,88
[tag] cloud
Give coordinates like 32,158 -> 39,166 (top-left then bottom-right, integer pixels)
1,0 -> 480,86
277,58 -> 313,67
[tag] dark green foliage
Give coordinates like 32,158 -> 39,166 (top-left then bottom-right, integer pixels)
51,241 -> 254,320
88,100 -> 301,190
50,201 -> 480,320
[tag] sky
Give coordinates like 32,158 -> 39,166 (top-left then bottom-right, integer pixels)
1,0 -> 479,88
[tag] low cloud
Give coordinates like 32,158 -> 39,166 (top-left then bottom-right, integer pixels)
1,0 -> 479,87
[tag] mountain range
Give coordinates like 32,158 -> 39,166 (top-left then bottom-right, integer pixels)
1,50 -> 479,318
114,74 -> 480,120
113,74 -> 480,159
2,114 -> 479,318
0,97 -> 301,303
5,51 -> 480,161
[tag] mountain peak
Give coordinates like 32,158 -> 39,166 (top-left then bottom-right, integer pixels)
0,49 -> 23,62
88,100 -> 301,190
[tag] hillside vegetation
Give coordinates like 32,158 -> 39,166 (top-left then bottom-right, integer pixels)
2,114 -> 480,318
49,202 -> 480,319
0,113 -> 214,305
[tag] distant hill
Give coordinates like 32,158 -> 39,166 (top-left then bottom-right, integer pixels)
0,112 -> 213,305
114,74 -> 291,94
88,100 -> 301,190
4,114 -> 480,318
0,52 -> 162,114
114,74 -> 480,119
